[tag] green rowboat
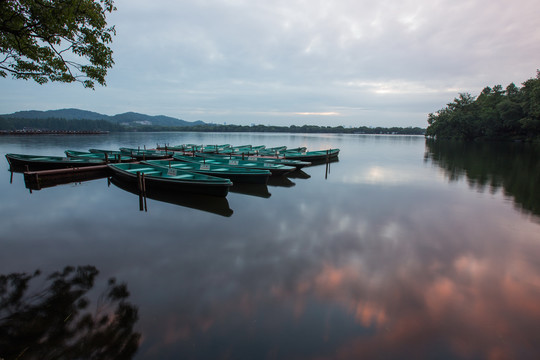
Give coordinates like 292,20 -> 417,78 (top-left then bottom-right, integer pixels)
143,159 -> 271,184
197,153 -> 311,169
6,153 -> 105,171
282,149 -> 340,162
108,163 -> 232,197
65,150 -> 132,163
173,154 -> 295,176
119,147 -> 174,160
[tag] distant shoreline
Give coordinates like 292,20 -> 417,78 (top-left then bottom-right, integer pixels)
0,129 -> 427,136
0,130 -> 109,135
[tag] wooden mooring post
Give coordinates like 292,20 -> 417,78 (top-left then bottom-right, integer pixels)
142,173 -> 147,212
137,171 -> 147,212
325,149 -> 330,179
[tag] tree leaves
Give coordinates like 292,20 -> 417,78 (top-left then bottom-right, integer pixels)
426,71 -> 540,141
0,0 -> 116,88
0,265 -> 141,359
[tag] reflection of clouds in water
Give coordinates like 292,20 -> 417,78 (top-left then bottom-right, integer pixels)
133,182 -> 540,358
3,140 -> 540,359
341,165 -> 436,186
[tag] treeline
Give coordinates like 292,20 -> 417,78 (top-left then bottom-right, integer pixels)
426,71 -> 540,141
0,116 -> 425,135
129,124 -> 426,135
0,117 -> 124,132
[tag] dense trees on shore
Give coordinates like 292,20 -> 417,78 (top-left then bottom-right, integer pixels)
134,124 -> 425,135
426,71 -> 540,141
0,117 -> 123,132
0,116 -> 425,135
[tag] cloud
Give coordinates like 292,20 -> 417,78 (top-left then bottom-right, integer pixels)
1,0 -> 539,127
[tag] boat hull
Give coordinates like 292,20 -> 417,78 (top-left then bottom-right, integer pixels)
197,153 -> 311,169
119,148 -> 174,160
6,153 -> 104,172
143,160 -> 271,184
174,155 -> 295,176
108,163 -> 232,197
283,149 -> 340,162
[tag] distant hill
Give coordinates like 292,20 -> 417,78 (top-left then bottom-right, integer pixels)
1,108 -> 205,127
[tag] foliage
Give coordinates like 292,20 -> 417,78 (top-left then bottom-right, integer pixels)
0,116 -> 426,135
0,116 -> 124,131
0,0 -> 116,88
425,139 -> 540,218
426,71 -> 540,141
124,123 -> 426,135
0,265 -> 140,359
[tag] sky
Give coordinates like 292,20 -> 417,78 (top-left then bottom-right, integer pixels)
1,0 -> 540,127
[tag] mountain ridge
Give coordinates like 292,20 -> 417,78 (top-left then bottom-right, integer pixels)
0,108 -> 205,127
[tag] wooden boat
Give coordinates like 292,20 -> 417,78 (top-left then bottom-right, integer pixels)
89,148 -> 125,156
65,150 -> 132,163
197,153 -> 311,169
281,147 -> 307,153
182,144 -> 203,152
257,146 -> 287,156
119,147 -> 174,160
264,146 -> 287,152
108,163 -> 232,197
173,154 -> 295,176
155,144 -> 188,152
6,153 -> 105,171
199,144 -> 231,153
225,144 -> 266,155
143,159 -> 271,184
282,148 -> 340,162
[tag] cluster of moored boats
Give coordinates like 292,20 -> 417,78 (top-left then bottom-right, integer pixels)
6,144 -> 339,197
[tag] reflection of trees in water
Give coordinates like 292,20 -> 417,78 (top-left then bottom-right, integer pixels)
425,139 -> 540,217
0,265 -> 140,359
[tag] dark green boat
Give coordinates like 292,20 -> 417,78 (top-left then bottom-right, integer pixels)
89,148 -> 126,156
173,154 -> 295,176
6,153 -> 105,171
197,153 -> 311,169
282,149 -> 340,162
119,147 -> 174,160
108,163 -> 233,197
143,159 -> 271,184
65,150 -> 132,163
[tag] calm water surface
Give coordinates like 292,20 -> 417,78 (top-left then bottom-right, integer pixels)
1,133 -> 539,359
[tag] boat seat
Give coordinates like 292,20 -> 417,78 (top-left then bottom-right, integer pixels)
126,167 -> 156,173
171,174 -> 194,179
143,171 -> 162,175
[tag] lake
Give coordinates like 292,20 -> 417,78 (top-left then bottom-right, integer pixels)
1,132 -> 540,359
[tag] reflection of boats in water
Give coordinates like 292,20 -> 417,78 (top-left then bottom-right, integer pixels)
304,157 -> 340,167
285,169 -> 311,179
6,153 -> 105,172
22,166 -> 109,190
230,183 -> 271,198
110,177 -> 233,217
267,176 -> 295,188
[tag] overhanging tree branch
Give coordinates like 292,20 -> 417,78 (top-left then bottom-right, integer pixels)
0,0 -> 116,88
